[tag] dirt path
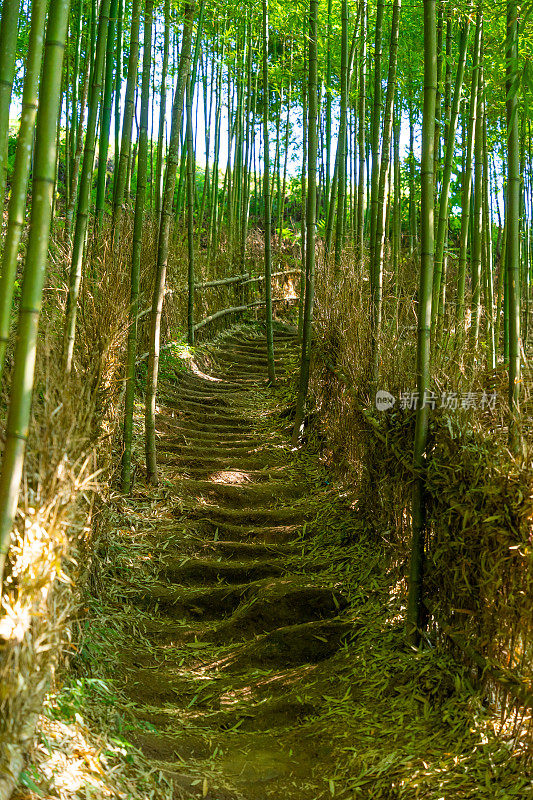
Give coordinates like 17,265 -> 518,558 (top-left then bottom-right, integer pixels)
83,323 -> 526,800
110,323 -> 357,798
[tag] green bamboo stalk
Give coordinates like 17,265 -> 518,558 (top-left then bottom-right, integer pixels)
482,99 -> 495,370
64,0 -> 112,374
324,139 -> 339,256
155,0 -> 170,220
406,0 -> 437,647
145,0 -> 196,486
95,0 -> 119,227
325,19 -> 359,258
0,0 -> 48,384
51,71 -> 64,226
121,0 -> 153,495
262,0 -> 276,384
333,0 -> 349,268
357,0 -> 366,262
432,11 -> 470,333
506,0 -> 521,452
233,26 -> 245,249
224,61 -> 234,243
278,42 -> 293,245
175,0 -> 204,230
504,160 -> 510,362
186,71 -> 195,345
324,0 -> 332,223
207,19 -> 226,263
126,133 -> 137,201
369,0 -> 385,282
114,0 -> 123,188
292,0 -> 318,445
350,78 -> 359,240
471,34 -> 484,349
298,16 -> 307,341
70,0 -> 82,177
456,9 -> 482,336
198,37 -> 215,249
408,95 -> 416,254
268,43 -> 280,216
112,0 -> 142,234
438,46 -> 449,312
64,52 -> 71,211
392,100 -> 401,298
239,17 -> 254,271
522,122 -> 533,350
371,0 -> 401,386
149,30 -> 156,212
0,0 -> 70,589
65,48 -> 90,238
494,213 -> 506,354
443,8 -> 452,146
434,0 -> 443,183
0,0 -> 22,205
90,0 -> 96,63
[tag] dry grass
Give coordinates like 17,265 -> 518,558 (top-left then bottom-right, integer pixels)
310,244 -> 533,739
0,215 -> 142,798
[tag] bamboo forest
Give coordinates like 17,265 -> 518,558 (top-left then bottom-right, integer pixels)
0,0 -> 532,797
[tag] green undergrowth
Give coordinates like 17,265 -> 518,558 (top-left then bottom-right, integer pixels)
12,676 -> 176,800
136,337 -> 190,388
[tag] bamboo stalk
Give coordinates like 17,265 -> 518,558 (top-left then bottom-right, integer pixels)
0,0 -> 22,204
406,0 -> 437,647
63,0 -> 112,374
145,0 -> 196,486
0,0 -> 48,384
0,0 -> 70,589
506,0 -> 521,452
195,273 -> 250,290
292,0 -> 318,444
262,0 -> 276,384
121,0 -> 153,494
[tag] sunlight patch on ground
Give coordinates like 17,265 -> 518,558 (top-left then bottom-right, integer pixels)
189,361 -> 224,382
12,689 -> 174,800
209,470 -> 253,484
220,686 -> 254,706
277,276 -> 298,300
32,718 -> 110,796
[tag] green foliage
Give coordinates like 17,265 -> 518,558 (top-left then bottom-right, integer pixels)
46,677 -> 119,723
135,338 -> 189,391
18,767 -> 46,797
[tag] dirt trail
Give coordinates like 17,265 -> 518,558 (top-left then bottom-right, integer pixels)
88,323 -> 525,800
109,323 -> 357,798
